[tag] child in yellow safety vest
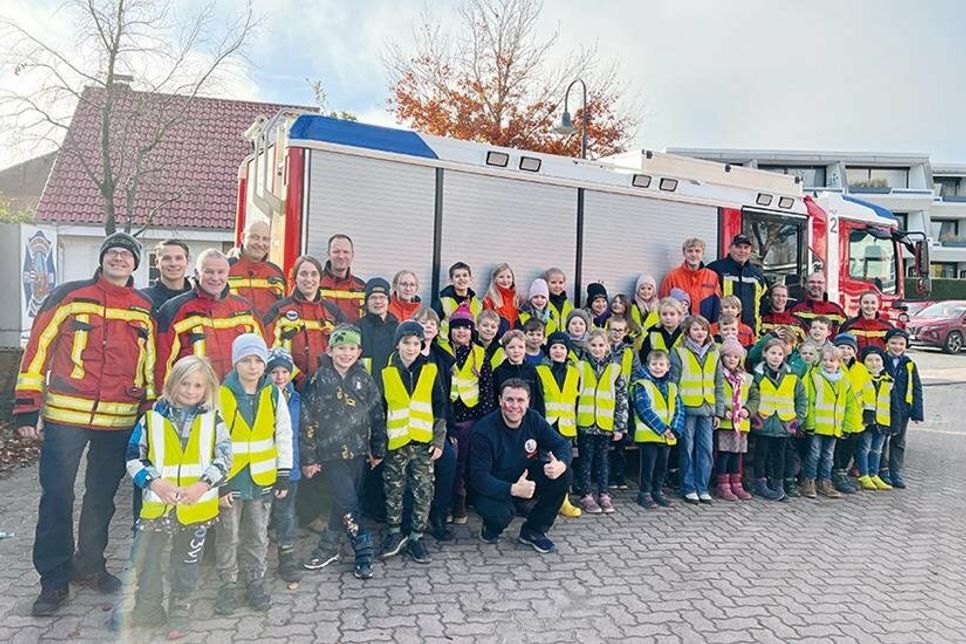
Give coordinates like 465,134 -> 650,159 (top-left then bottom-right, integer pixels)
880,328 -> 923,488
446,304 -> 493,524
630,273 -> 661,347
518,278 -> 558,336
565,308 -> 592,360
639,297 -> 685,366
749,338 -> 807,502
544,267 -> 574,335
669,315 -> 724,504
118,356 -> 230,638
606,315 -> 641,490
831,334 -> 868,494
631,349 -> 684,510
215,334 -> 293,616
714,339 -> 757,501
802,346 -> 857,499
536,332 -> 583,518
378,321 -> 448,565
476,309 -> 506,370
854,346 -> 895,491
436,261 -> 484,344
575,328 -> 628,515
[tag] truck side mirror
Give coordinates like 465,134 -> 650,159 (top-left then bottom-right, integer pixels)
913,239 -> 931,295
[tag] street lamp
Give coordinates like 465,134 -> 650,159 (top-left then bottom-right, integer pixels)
554,78 -> 588,159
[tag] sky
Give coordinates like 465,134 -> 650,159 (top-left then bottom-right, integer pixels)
2,0 -> 966,170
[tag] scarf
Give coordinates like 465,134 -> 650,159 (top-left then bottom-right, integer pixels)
723,369 -> 744,433
685,338 -> 710,359
821,368 -> 843,383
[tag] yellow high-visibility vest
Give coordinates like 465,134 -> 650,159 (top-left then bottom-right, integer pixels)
487,346 -> 506,370
863,373 -> 894,427
140,409 -> 220,524
719,373 -> 752,432
439,296 -> 483,340
757,373 -> 798,421
630,305 -> 659,337
617,345 -> 634,385
807,371 -> 851,437
519,311 -> 558,336
676,347 -> 718,407
845,361 -> 870,433
382,362 -> 438,450
536,363 -> 579,438
633,379 -> 677,445
220,385 -> 279,486
548,299 -> 574,331
576,361 -> 620,431
450,345 -> 485,408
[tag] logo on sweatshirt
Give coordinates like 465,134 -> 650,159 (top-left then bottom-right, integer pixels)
524,439 -> 537,456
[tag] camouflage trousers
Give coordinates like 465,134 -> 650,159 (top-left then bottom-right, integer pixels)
384,441 -> 435,535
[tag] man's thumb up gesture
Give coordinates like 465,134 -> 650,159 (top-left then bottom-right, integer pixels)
543,451 -> 565,480
511,469 -> 536,499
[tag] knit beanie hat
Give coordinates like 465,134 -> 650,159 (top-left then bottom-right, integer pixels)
635,273 -> 657,293
833,333 -> 858,351
885,327 -> 909,343
394,320 -> 425,346
586,282 -> 608,304
528,278 -> 550,300
669,287 -> 691,308
99,232 -> 142,270
329,324 -> 362,348
365,277 -> 391,302
266,347 -> 294,373
566,308 -> 592,331
719,338 -> 746,358
860,345 -> 887,362
232,333 -> 268,365
546,331 -> 570,351
448,302 -> 475,330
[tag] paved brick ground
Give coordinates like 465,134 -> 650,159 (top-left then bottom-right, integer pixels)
1,349 -> 965,643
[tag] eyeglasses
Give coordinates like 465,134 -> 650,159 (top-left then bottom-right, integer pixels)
104,249 -> 134,260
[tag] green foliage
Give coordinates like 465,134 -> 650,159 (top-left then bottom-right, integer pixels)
906,277 -> 966,301
0,200 -> 33,224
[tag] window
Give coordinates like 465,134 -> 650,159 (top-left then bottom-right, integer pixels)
932,219 -> 959,242
848,228 -> 897,294
847,166 -> 908,189
935,177 -> 963,198
930,263 -> 958,279
893,212 -> 908,231
742,211 -> 806,286
148,252 -> 160,285
757,165 -> 826,188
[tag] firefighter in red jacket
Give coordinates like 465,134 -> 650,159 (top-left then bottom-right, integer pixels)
228,220 -> 286,318
840,290 -> 893,352
16,233 -> 156,617
789,271 -> 847,335
156,248 -> 262,384
760,283 -> 806,342
263,255 -> 346,384
320,233 -> 366,323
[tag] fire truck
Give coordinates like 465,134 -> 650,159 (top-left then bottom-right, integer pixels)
235,111 -> 931,324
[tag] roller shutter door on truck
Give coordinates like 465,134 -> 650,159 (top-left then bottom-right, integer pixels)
438,172 -> 578,300
581,191 -> 719,297
303,150 -> 437,293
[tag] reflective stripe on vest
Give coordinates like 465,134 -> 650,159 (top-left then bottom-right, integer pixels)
633,379 -> 677,445
536,363 -> 580,438
810,372 -> 849,436
719,373 -> 752,432
141,409 -> 219,524
757,374 -> 798,421
221,385 -> 279,486
382,363 -> 438,450
576,361 -> 620,431
450,345 -> 485,408
904,362 -> 914,405
866,374 -> 893,426
676,347 -> 717,407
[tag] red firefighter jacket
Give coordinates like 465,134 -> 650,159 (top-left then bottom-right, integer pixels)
319,261 -> 366,323
264,290 -> 346,382
15,271 -> 155,431
760,310 -> 806,342
840,315 -> 893,352
156,285 -> 262,383
227,254 -> 286,319
790,297 -> 848,335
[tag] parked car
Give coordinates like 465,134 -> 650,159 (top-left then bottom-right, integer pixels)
908,300 -> 966,353
904,300 -> 934,317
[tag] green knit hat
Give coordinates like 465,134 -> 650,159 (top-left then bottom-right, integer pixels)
329,324 -> 361,348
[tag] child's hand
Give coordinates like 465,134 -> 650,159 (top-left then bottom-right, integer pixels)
429,446 -> 443,461
612,431 -> 623,442
724,410 -> 733,420
274,478 -> 290,498
178,481 -> 210,505
150,479 -> 180,505
301,464 -> 321,479
663,430 -> 676,442
739,409 -> 749,419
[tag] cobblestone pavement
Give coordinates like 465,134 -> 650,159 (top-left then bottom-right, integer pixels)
1,350 -> 965,643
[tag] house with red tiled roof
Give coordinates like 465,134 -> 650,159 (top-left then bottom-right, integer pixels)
33,84 -> 314,285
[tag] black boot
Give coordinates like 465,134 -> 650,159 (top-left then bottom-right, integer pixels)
429,513 -> 453,542
350,530 -> 374,579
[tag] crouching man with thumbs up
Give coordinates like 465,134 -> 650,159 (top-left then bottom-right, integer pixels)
470,378 -> 573,553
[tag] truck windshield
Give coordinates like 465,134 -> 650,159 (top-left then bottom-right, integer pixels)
848,228 -> 897,294
742,211 -> 806,286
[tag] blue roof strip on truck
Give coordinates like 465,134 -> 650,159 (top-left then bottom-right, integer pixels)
288,114 -> 438,160
842,194 -> 897,222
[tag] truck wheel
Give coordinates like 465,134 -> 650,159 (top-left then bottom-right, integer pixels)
944,331 -> 964,354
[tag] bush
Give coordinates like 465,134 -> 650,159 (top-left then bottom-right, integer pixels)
906,277 -> 966,300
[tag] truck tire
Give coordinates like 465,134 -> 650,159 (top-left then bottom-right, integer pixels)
943,331 -> 964,354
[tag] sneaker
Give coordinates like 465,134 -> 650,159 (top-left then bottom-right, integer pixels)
754,478 -> 783,501
870,475 -> 893,491
783,478 -> 802,498
353,560 -> 374,580
579,494 -> 602,514
452,495 -> 468,525
214,582 -> 237,616
479,528 -> 501,545
277,548 -> 303,583
832,470 -> 856,494
890,474 -> 907,489
71,567 -> 122,594
698,492 -> 714,504
378,532 -> 409,559
652,492 -> 673,507
877,471 -> 893,486
303,548 -> 341,571
518,529 -> 556,554
31,586 -> 69,617
246,579 -> 272,612
683,492 -> 700,504
559,495 -> 583,518
407,537 -> 432,564
598,493 -> 616,514
430,515 -> 453,542
636,492 -> 658,510
857,475 -> 878,490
